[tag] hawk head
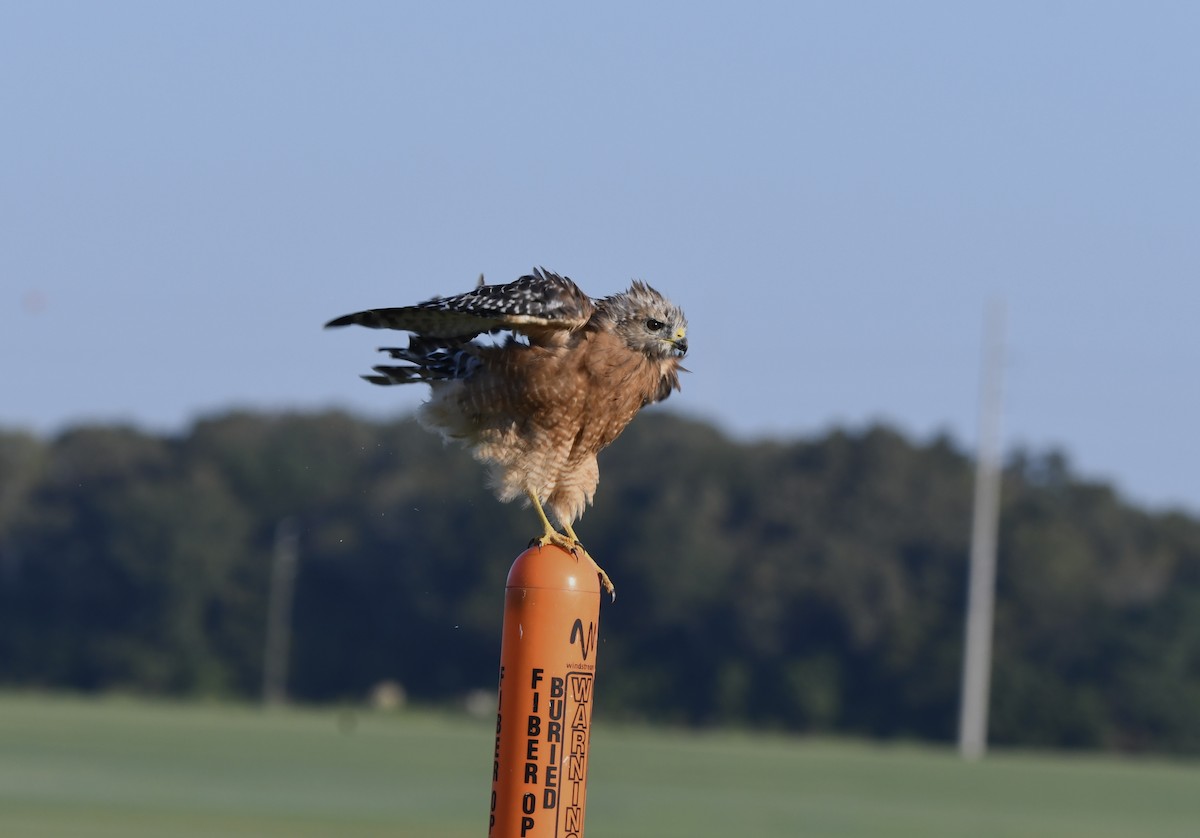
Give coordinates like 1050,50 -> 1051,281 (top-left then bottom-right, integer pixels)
601,281 -> 688,362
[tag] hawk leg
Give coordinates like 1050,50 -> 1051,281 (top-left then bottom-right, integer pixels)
525,489 -> 616,600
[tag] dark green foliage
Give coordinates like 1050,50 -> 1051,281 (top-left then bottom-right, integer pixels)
1,411 -> 1198,754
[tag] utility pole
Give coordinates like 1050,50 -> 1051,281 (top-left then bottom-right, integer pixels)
958,301 -> 1006,760
262,517 -> 299,707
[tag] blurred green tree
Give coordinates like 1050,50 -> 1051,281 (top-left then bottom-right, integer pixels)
1,412 -> 1198,755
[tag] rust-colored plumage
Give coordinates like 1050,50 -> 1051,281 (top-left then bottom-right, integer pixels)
326,268 -> 688,596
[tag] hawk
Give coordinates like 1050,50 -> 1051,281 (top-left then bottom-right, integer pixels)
326,268 -> 688,598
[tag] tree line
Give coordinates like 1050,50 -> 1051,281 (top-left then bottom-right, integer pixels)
1,410 -> 1197,754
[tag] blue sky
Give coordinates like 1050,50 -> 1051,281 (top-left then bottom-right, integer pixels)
3,2 -> 1198,512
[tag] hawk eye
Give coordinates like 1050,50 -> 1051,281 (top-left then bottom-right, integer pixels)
645,318 -> 664,332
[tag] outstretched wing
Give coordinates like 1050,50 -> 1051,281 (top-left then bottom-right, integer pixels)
325,268 -> 595,340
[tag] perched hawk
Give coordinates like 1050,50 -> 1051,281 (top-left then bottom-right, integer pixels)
326,268 -> 688,597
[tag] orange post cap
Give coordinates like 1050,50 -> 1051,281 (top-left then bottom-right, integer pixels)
506,545 -> 602,594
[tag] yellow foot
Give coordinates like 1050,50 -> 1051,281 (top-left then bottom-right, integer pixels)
524,488 -> 615,600
530,531 -> 616,601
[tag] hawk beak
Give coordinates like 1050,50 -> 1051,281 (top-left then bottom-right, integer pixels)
672,337 -> 688,357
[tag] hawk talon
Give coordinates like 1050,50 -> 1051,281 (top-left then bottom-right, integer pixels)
595,566 -> 616,603
530,531 -> 616,601
568,540 -> 617,603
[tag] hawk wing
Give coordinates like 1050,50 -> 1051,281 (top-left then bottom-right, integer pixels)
325,268 -> 595,342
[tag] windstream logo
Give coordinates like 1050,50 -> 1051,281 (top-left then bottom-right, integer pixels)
569,618 -> 596,660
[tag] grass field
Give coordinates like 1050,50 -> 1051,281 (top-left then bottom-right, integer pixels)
1,693 -> 1196,837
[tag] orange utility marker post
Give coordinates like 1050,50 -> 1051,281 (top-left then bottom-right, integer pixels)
489,545 -> 602,838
